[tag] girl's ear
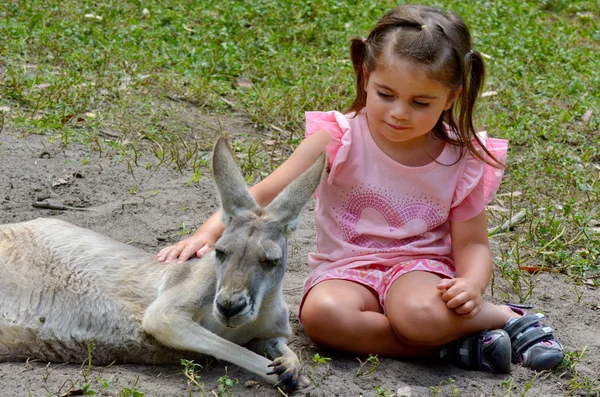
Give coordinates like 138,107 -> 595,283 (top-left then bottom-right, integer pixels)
444,88 -> 462,110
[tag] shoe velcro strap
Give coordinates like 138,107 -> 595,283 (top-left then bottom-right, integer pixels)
469,333 -> 483,371
512,326 -> 554,355
504,313 -> 545,339
453,334 -> 483,370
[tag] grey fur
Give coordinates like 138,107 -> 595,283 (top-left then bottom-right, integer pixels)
0,137 -> 326,390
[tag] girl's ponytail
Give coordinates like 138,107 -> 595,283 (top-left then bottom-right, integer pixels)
462,50 -> 485,137
457,49 -> 502,167
347,37 -> 369,114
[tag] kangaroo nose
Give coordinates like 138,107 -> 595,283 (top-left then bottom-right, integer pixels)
216,297 -> 247,318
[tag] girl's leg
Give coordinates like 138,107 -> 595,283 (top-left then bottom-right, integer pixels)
300,279 -> 437,357
384,271 -> 517,346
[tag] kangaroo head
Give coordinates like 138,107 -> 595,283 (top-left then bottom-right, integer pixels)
210,137 -> 325,328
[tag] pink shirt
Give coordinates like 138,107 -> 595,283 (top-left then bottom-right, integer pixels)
303,110 -> 508,290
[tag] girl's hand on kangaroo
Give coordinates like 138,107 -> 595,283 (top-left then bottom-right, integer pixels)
437,277 -> 483,318
157,234 -> 214,264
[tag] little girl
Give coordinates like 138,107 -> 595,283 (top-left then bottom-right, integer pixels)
158,4 -> 563,373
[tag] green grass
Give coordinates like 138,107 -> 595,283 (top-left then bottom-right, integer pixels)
1,0 -> 599,392
3,0 -> 597,279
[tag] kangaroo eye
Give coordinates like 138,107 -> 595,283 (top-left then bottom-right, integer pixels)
215,249 -> 227,262
262,258 -> 281,268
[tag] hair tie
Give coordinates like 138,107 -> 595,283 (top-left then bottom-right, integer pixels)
421,24 -> 427,30
362,37 -> 367,43
469,49 -> 474,55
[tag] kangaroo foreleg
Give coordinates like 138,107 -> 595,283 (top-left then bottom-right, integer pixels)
248,336 -> 310,390
142,308 -> 277,384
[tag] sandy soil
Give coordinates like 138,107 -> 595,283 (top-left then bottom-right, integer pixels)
1,122 -> 598,397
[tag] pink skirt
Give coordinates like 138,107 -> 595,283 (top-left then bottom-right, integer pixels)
300,259 -> 455,317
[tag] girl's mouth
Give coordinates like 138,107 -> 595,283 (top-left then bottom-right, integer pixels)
386,122 -> 409,130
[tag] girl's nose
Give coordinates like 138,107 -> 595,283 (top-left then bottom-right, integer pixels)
391,103 -> 410,121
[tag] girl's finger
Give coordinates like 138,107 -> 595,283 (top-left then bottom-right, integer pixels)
437,278 -> 455,288
197,244 -> 213,258
156,247 -> 172,262
177,246 -> 196,264
165,245 -> 183,263
441,284 -> 462,302
454,300 -> 474,314
446,292 -> 469,309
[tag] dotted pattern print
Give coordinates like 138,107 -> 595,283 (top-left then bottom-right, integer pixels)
335,184 -> 447,251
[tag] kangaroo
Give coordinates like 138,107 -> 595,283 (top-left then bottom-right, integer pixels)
0,137 -> 325,391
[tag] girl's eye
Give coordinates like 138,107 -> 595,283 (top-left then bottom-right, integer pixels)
377,91 -> 393,99
413,101 -> 430,108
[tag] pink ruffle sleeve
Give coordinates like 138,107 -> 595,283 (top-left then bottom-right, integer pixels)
449,133 -> 508,223
305,111 -> 352,184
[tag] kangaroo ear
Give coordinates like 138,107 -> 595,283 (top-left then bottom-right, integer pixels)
264,153 -> 326,234
212,137 -> 260,224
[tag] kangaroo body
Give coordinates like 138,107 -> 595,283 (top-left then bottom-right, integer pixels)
0,138 -> 325,390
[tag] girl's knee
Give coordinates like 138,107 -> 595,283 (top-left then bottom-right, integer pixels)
300,293 -> 340,339
387,297 -> 449,344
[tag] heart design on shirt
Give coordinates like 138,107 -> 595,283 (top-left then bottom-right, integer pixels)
337,187 -> 445,250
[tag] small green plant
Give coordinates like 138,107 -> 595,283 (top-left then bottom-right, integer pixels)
559,347 -> 588,373
79,383 -> 96,396
430,378 -> 461,397
216,368 -> 239,397
374,385 -> 392,397
307,353 -> 332,387
186,166 -> 202,186
312,353 -> 331,366
96,376 -> 112,389
181,359 -> 206,397
492,377 -> 516,396
356,354 -> 380,377
81,340 -> 96,381
119,377 -> 145,397
176,221 -> 195,236
565,374 -> 600,396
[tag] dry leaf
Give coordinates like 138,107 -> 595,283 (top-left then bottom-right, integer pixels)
519,265 -> 560,274
496,191 -> 522,197
486,205 -> 510,213
582,109 -> 593,124
84,13 -> 102,21
481,91 -> 498,97
232,77 -> 252,90
52,178 -> 69,187
182,24 -> 196,33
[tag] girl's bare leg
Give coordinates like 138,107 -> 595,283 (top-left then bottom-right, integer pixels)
300,279 -> 437,357
384,271 -> 518,346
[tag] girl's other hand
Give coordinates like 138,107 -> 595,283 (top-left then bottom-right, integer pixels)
436,277 -> 483,319
156,231 -> 216,264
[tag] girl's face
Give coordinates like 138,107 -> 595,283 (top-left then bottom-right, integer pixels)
364,60 -> 459,153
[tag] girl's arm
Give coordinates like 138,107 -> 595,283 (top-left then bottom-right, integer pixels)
437,210 -> 492,318
157,129 -> 331,264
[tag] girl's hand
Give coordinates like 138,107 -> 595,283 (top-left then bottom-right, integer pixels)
156,231 -> 216,264
436,277 -> 483,319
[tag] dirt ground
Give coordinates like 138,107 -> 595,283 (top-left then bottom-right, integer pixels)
0,120 -> 599,397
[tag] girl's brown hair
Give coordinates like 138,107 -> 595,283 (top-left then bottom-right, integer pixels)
346,4 -> 501,167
